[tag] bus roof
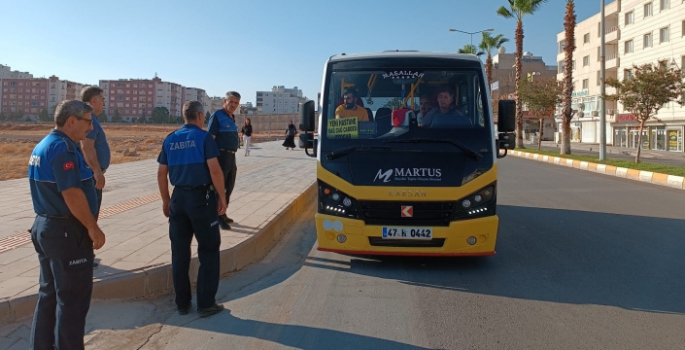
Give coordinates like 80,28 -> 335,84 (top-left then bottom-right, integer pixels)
329,51 -> 483,63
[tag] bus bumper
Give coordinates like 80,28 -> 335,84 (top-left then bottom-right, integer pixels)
314,214 -> 499,256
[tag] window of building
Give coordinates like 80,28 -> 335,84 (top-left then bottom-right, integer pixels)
582,79 -> 589,89
624,40 -> 634,53
661,0 -> 669,11
660,27 -> 669,43
644,33 -> 653,48
583,55 -> 589,66
624,69 -> 633,79
572,60 -> 576,69
559,40 -> 566,53
682,56 -> 685,72
597,71 -> 601,86
644,2 -> 653,17
584,33 -> 590,44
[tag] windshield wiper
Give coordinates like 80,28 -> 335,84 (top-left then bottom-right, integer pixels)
383,138 -> 483,160
325,145 -> 396,160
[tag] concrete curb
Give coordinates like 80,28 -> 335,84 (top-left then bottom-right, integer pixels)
1,182 -> 317,326
510,150 -> 685,190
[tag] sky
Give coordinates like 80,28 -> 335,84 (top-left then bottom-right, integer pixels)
0,0 -> 603,105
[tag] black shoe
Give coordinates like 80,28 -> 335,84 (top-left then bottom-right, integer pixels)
198,303 -> 224,318
93,261 -> 99,269
178,303 -> 191,315
226,217 -> 234,223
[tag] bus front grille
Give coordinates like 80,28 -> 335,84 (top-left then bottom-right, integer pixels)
358,200 -> 456,227
368,237 -> 446,248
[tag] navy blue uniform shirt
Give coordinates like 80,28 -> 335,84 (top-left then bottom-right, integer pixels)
158,124 -> 219,187
85,113 -> 111,169
28,130 -> 98,216
207,109 -> 240,151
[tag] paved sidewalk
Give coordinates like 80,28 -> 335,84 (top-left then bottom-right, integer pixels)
0,141 -> 316,326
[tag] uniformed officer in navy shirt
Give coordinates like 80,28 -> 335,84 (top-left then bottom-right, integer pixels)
157,100 -> 227,318
28,99 -> 107,350
80,86 -> 111,216
207,91 -> 241,230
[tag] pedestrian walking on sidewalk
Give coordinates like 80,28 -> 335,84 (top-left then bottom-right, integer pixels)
80,86 -> 111,269
28,100 -> 107,350
241,118 -> 253,156
208,91 -> 241,230
157,100 -> 227,318
283,120 -> 297,150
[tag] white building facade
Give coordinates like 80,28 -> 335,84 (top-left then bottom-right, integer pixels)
557,0 -> 684,152
256,86 -> 306,114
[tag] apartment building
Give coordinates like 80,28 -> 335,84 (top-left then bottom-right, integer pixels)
490,49 -> 558,139
1,74 -> 84,120
256,86 -> 306,114
99,77 -> 201,121
184,87 -> 212,117
557,0 -> 684,152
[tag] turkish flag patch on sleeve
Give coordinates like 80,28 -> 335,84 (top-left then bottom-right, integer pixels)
63,161 -> 75,171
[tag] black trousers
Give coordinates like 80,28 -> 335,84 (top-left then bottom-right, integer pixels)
218,151 -> 237,207
30,215 -> 94,350
169,186 -> 221,310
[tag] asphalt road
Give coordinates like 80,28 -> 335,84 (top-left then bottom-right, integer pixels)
3,156 -> 684,350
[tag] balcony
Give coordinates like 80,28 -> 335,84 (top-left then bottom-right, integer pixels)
605,0 -> 619,16
605,26 -> 620,43
605,53 -> 619,70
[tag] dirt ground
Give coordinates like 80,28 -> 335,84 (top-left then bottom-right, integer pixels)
0,123 -> 278,181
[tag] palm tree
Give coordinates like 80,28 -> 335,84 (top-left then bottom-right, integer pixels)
561,0 -> 576,155
457,44 -> 484,56
478,32 -> 510,88
497,0 -> 548,148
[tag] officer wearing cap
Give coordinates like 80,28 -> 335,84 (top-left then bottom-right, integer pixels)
28,99 -> 106,349
157,100 -> 227,318
207,91 -> 241,230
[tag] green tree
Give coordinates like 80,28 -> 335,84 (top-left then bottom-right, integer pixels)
478,32 -> 509,88
560,0 -> 576,155
12,109 -> 24,121
457,44 -> 483,56
151,107 -> 169,124
497,0 -> 548,148
98,111 -> 109,123
0,111 -> 6,121
604,60 -> 685,163
518,78 -> 563,150
112,109 -> 122,123
383,97 -> 403,109
39,108 -> 50,122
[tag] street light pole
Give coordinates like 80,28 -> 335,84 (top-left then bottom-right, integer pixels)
599,0 -> 607,160
448,28 -> 494,52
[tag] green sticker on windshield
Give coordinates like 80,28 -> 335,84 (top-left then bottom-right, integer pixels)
328,118 -> 359,139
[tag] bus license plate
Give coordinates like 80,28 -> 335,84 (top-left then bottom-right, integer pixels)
382,227 -> 433,240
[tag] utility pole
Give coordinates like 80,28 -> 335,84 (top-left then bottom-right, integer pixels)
599,0 -> 607,160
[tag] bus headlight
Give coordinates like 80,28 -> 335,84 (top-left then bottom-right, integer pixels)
452,183 -> 496,221
318,180 -> 360,219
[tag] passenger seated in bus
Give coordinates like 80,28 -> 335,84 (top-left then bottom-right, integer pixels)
334,88 -> 369,121
421,86 -> 469,127
416,93 -> 434,127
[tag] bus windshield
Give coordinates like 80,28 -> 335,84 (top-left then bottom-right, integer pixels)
323,69 -> 490,142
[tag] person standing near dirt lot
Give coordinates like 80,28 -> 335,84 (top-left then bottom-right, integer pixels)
208,91 -> 240,230
240,118 -> 253,156
80,86 -> 110,216
80,86 -> 111,269
28,99 -> 106,349
157,100 -> 227,318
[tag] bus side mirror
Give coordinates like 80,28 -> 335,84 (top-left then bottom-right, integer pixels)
497,100 -> 516,133
298,100 -> 317,157
299,100 -> 315,132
